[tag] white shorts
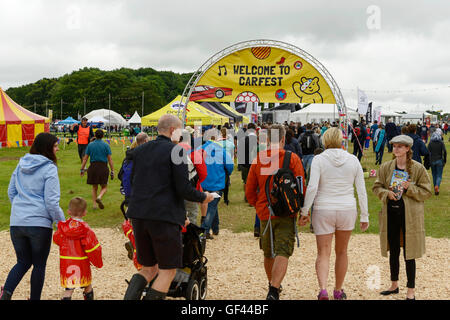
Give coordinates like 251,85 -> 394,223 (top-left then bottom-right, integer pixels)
311,209 -> 357,235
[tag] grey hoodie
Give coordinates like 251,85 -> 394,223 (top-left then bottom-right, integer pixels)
8,154 -> 65,228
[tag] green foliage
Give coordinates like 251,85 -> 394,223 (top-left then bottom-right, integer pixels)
5,67 -> 193,119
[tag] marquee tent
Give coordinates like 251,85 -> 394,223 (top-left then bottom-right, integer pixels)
57,116 -> 79,125
88,116 -> 109,124
141,96 -> 228,127
289,104 -> 359,123
0,87 -> 50,147
199,102 -> 235,123
127,111 -> 141,125
206,102 -> 244,123
84,109 -> 127,126
220,103 -> 249,124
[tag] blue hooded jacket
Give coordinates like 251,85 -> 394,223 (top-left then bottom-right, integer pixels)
197,140 -> 234,191
406,133 -> 429,164
8,154 -> 65,228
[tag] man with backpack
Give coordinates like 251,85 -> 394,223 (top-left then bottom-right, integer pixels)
299,123 -> 322,180
351,120 -> 367,162
245,124 -> 306,300
237,123 -> 258,202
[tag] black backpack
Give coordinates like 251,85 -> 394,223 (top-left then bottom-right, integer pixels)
265,151 -> 304,217
300,132 -> 317,155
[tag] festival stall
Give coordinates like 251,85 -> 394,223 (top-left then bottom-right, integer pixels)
56,116 -> 79,125
127,111 -> 141,125
141,96 -> 228,127
0,87 -> 50,147
220,103 -> 250,124
289,104 -> 359,124
198,102 -> 235,123
84,108 -> 127,126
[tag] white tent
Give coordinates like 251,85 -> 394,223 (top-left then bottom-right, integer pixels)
127,111 -> 141,125
88,115 -> 109,123
84,109 -> 127,126
289,104 -> 360,123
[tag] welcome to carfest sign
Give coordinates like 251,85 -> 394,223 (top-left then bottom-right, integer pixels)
190,46 -> 337,105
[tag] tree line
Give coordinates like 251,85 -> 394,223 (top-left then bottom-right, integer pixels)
5,67 -> 193,120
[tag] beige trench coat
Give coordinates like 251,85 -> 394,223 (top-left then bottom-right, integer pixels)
372,159 -> 432,260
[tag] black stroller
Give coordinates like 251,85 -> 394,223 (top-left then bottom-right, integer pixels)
121,200 -> 209,300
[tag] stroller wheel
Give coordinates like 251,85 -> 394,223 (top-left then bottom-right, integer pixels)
185,279 -> 200,300
199,277 -> 207,300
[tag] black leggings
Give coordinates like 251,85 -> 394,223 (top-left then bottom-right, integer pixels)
387,201 -> 416,288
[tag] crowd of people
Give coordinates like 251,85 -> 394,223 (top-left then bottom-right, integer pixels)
0,113 -> 447,301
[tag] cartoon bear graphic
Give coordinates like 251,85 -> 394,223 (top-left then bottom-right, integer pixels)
292,77 -> 324,103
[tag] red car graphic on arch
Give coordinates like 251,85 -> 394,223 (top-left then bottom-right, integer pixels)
189,85 -> 233,101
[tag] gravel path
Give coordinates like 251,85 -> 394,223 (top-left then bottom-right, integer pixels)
0,228 -> 448,300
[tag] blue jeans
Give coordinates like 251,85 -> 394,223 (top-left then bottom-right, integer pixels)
302,154 -> 314,180
431,160 -> 444,187
375,142 -> 385,164
201,190 -> 222,235
3,226 -> 53,300
254,214 -> 260,229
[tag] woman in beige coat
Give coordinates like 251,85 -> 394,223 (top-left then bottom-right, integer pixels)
372,135 -> 432,300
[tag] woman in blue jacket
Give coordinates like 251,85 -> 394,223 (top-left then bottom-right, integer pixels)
375,124 -> 387,165
1,133 -> 65,300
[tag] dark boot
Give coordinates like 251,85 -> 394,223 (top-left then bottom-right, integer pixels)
143,288 -> 167,300
83,289 -> 94,300
125,241 -> 134,260
124,273 -> 148,300
201,216 -> 206,225
266,285 -> 280,300
0,287 -> 12,300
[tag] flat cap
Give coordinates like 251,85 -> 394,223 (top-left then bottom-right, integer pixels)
389,134 -> 413,147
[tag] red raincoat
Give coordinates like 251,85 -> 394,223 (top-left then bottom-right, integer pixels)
121,219 -> 142,270
53,218 -> 103,289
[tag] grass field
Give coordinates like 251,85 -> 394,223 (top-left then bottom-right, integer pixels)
0,137 -> 449,238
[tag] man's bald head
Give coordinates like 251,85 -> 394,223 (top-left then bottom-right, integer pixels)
136,132 -> 149,145
157,114 -> 182,138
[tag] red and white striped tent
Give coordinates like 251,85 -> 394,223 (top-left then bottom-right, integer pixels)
0,87 -> 50,148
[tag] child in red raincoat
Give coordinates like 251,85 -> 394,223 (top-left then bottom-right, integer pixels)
53,197 -> 103,300
122,219 -> 142,270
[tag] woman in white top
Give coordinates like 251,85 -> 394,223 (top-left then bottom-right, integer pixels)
298,127 -> 369,300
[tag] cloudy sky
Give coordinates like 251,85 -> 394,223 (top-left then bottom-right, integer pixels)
1,0 -> 449,112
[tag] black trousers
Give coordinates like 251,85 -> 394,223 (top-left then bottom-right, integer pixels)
387,200 -> 416,288
352,141 -> 363,161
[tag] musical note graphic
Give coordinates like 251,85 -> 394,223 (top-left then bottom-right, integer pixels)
218,65 -> 227,76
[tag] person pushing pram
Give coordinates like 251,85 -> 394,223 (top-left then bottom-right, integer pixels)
119,116 -> 214,300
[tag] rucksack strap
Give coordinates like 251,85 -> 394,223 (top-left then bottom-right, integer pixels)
282,151 -> 292,170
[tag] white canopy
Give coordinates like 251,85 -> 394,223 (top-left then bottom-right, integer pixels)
88,115 -> 109,123
127,111 -> 141,125
84,109 -> 127,126
289,104 -> 360,123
